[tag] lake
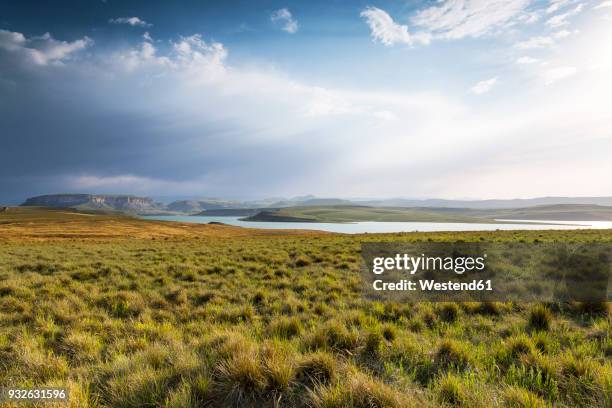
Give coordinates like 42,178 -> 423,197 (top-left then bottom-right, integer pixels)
141,215 -> 612,234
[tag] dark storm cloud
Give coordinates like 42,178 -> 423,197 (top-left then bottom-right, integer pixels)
0,33 -> 340,201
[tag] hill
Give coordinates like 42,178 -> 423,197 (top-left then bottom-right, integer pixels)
242,205 -> 500,223
481,204 -> 612,221
21,194 -> 165,214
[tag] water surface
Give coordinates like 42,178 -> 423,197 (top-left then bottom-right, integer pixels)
142,215 -> 612,234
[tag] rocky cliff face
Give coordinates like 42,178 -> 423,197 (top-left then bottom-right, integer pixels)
22,194 -> 159,212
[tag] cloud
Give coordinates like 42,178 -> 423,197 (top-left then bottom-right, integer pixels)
1,19 -> 611,200
514,35 -> 555,49
514,28 -> 574,50
470,77 -> 498,94
542,66 -> 577,84
109,17 -> 152,27
0,29 -> 92,66
114,33 -> 227,81
411,0 -> 530,39
270,8 -> 298,34
516,56 -> 539,64
360,7 -> 430,46
554,29 -> 574,38
546,0 -> 571,14
594,0 -> 612,8
546,4 -> 583,27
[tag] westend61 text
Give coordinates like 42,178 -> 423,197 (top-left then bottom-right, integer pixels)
373,279 -> 493,292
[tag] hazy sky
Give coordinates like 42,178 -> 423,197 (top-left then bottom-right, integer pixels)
1,0 -> 611,202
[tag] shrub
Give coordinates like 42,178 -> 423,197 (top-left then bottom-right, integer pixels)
434,373 -> 466,405
435,339 -> 471,371
438,303 -> 459,323
503,386 -> 548,408
311,371 -> 407,408
213,350 -> 267,405
165,382 -> 196,408
575,301 -> 609,317
306,321 -> 360,353
475,301 -> 501,316
261,345 -> 295,393
296,352 -> 338,386
61,330 -> 102,363
269,317 -> 302,339
104,368 -> 172,408
363,330 -> 384,356
528,305 -> 552,331
505,363 -> 558,400
100,291 -> 145,318
422,310 -> 437,328
381,324 -> 397,342
501,335 -> 535,364
295,255 -> 311,267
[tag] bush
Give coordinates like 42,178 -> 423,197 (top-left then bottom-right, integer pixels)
475,301 -> 501,316
434,373 -> 466,405
528,305 -> 552,331
438,303 -> 459,323
213,349 -> 267,405
435,339 -> 471,371
363,330 -> 384,355
306,321 -> 360,353
295,255 -> 311,267
296,352 -> 338,386
503,386 -> 548,408
261,345 -> 295,393
311,372 -> 408,408
504,335 -> 535,362
381,324 -> 397,342
575,301 -> 609,316
269,317 -> 302,339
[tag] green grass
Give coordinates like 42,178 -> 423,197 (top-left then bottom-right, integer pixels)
0,208 -> 610,407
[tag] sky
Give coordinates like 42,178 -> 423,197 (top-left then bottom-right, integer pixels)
1,0 -> 611,202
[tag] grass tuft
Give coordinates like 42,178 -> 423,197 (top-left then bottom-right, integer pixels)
528,305 -> 552,331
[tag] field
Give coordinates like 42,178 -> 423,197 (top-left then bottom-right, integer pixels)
0,208 -> 610,407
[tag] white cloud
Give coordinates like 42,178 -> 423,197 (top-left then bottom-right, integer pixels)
3,19 -> 611,199
270,8 -> 298,34
553,29 -> 574,38
0,29 -> 26,51
0,29 -> 92,65
109,17 -> 152,27
546,4 -> 583,27
115,33 -> 226,81
411,0 -> 530,39
515,35 -> 555,49
546,0 -> 571,14
542,66 -> 577,84
471,77 -> 498,94
360,7 -> 430,46
594,0 -> 612,9
516,56 -> 539,64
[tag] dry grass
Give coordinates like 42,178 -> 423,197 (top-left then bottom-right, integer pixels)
0,207 -> 610,407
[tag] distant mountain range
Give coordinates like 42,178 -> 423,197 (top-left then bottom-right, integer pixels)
21,194 -> 164,214
19,194 -> 612,221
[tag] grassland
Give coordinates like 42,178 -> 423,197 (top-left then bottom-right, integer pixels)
0,207 -> 610,407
